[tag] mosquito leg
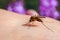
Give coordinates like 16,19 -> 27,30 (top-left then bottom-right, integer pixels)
41,22 -> 54,32
38,16 -> 46,18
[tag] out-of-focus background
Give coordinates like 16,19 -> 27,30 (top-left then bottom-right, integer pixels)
0,0 -> 60,20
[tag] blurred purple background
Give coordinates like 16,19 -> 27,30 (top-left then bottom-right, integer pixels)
7,0 -> 60,20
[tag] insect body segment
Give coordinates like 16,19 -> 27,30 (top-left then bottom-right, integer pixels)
29,16 -> 45,22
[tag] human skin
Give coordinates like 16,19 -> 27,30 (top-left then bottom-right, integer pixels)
0,9 -> 60,40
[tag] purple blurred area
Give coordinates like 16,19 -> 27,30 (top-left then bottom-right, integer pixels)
7,0 -> 26,14
39,0 -> 60,19
7,0 -> 60,20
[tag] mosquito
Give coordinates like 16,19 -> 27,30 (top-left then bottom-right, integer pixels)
23,15 -> 54,32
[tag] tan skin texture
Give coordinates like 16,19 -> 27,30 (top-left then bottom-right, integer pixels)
0,9 -> 60,40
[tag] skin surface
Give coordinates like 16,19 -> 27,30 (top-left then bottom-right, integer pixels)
0,9 -> 60,40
